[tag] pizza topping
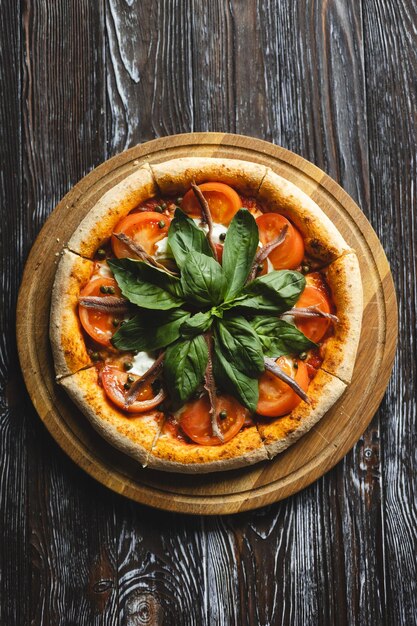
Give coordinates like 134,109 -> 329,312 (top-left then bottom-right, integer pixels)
78,296 -> 130,315
190,182 -> 218,259
125,351 -> 165,406
182,182 -> 241,225
257,356 -> 310,417
112,231 -> 177,276
293,275 -> 333,342
111,211 -> 171,258
178,393 -> 248,445
79,277 -> 124,346
247,223 -> 289,282
101,365 -> 165,413
203,333 -> 224,442
285,306 -> 338,323
107,207 -> 315,416
78,182 -> 339,444
263,356 -> 310,404
129,351 -> 156,376
153,236 -> 172,262
256,213 -> 304,270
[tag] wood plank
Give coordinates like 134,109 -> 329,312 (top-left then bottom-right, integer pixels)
20,1 -> 120,624
0,4 -> 29,625
226,2 -> 381,624
104,4 -> 209,625
363,1 -> 417,623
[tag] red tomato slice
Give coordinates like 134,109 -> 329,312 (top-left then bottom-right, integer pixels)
215,243 -> 223,264
112,211 -> 171,258
257,356 -> 309,417
181,182 -> 242,225
101,365 -> 165,413
79,277 -> 122,346
179,394 -> 248,445
295,275 -> 331,343
256,213 -> 304,269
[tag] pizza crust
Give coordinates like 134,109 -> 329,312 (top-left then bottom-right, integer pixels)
256,369 -> 346,458
257,169 -> 352,264
59,367 -> 163,467
67,164 -> 157,258
321,252 -> 363,383
147,425 -> 267,473
50,249 -> 94,378
150,157 -> 268,197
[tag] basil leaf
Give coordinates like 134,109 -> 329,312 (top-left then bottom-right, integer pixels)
250,317 -> 316,357
111,309 -> 190,351
164,336 -> 208,407
222,209 -> 259,299
180,250 -> 226,306
168,208 -> 214,267
217,316 -> 264,376
180,311 -> 213,338
213,333 -> 259,412
108,258 -> 184,310
235,270 -> 305,313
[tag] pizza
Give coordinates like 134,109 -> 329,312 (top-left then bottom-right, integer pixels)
50,157 -> 362,473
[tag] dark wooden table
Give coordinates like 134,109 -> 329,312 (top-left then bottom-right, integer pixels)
1,2 -> 416,624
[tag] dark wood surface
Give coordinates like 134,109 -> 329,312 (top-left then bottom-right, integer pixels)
1,1 -> 415,624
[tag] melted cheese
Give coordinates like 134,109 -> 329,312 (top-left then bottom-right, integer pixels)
129,351 -> 156,377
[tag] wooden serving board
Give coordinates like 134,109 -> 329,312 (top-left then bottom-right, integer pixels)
16,132 -> 397,515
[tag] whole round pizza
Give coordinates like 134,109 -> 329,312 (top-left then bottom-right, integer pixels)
50,157 -> 362,473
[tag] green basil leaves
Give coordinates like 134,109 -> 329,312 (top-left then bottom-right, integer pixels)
222,209 -> 259,299
164,335 -> 208,407
250,317 -> 316,357
111,309 -> 191,352
180,250 -> 226,306
108,258 -> 184,310
168,208 -> 214,267
108,203 -> 314,415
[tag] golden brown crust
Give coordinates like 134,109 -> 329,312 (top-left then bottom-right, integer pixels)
147,425 -> 267,473
150,157 -> 268,196
256,370 -> 346,458
67,164 -> 157,258
258,169 -> 352,264
59,367 -> 163,466
49,249 -> 94,378
321,252 -> 363,383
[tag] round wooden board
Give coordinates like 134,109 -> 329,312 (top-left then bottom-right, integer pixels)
16,133 -> 397,516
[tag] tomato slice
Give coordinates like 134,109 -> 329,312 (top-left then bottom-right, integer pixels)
295,274 -> 331,342
181,182 -> 242,225
179,394 -> 248,445
112,211 -> 171,258
79,277 -> 122,346
256,213 -> 304,269
215,243 -> 223,264
101,365 -> 165,413
257,356 -> 309,417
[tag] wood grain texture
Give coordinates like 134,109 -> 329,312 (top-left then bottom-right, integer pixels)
1,2 -> 415,626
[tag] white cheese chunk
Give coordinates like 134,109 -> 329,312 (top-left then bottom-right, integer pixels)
96,262 -> 113,278
153,236 -> 172,261
129,351 -> 156,377
192,219 -> 228,244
